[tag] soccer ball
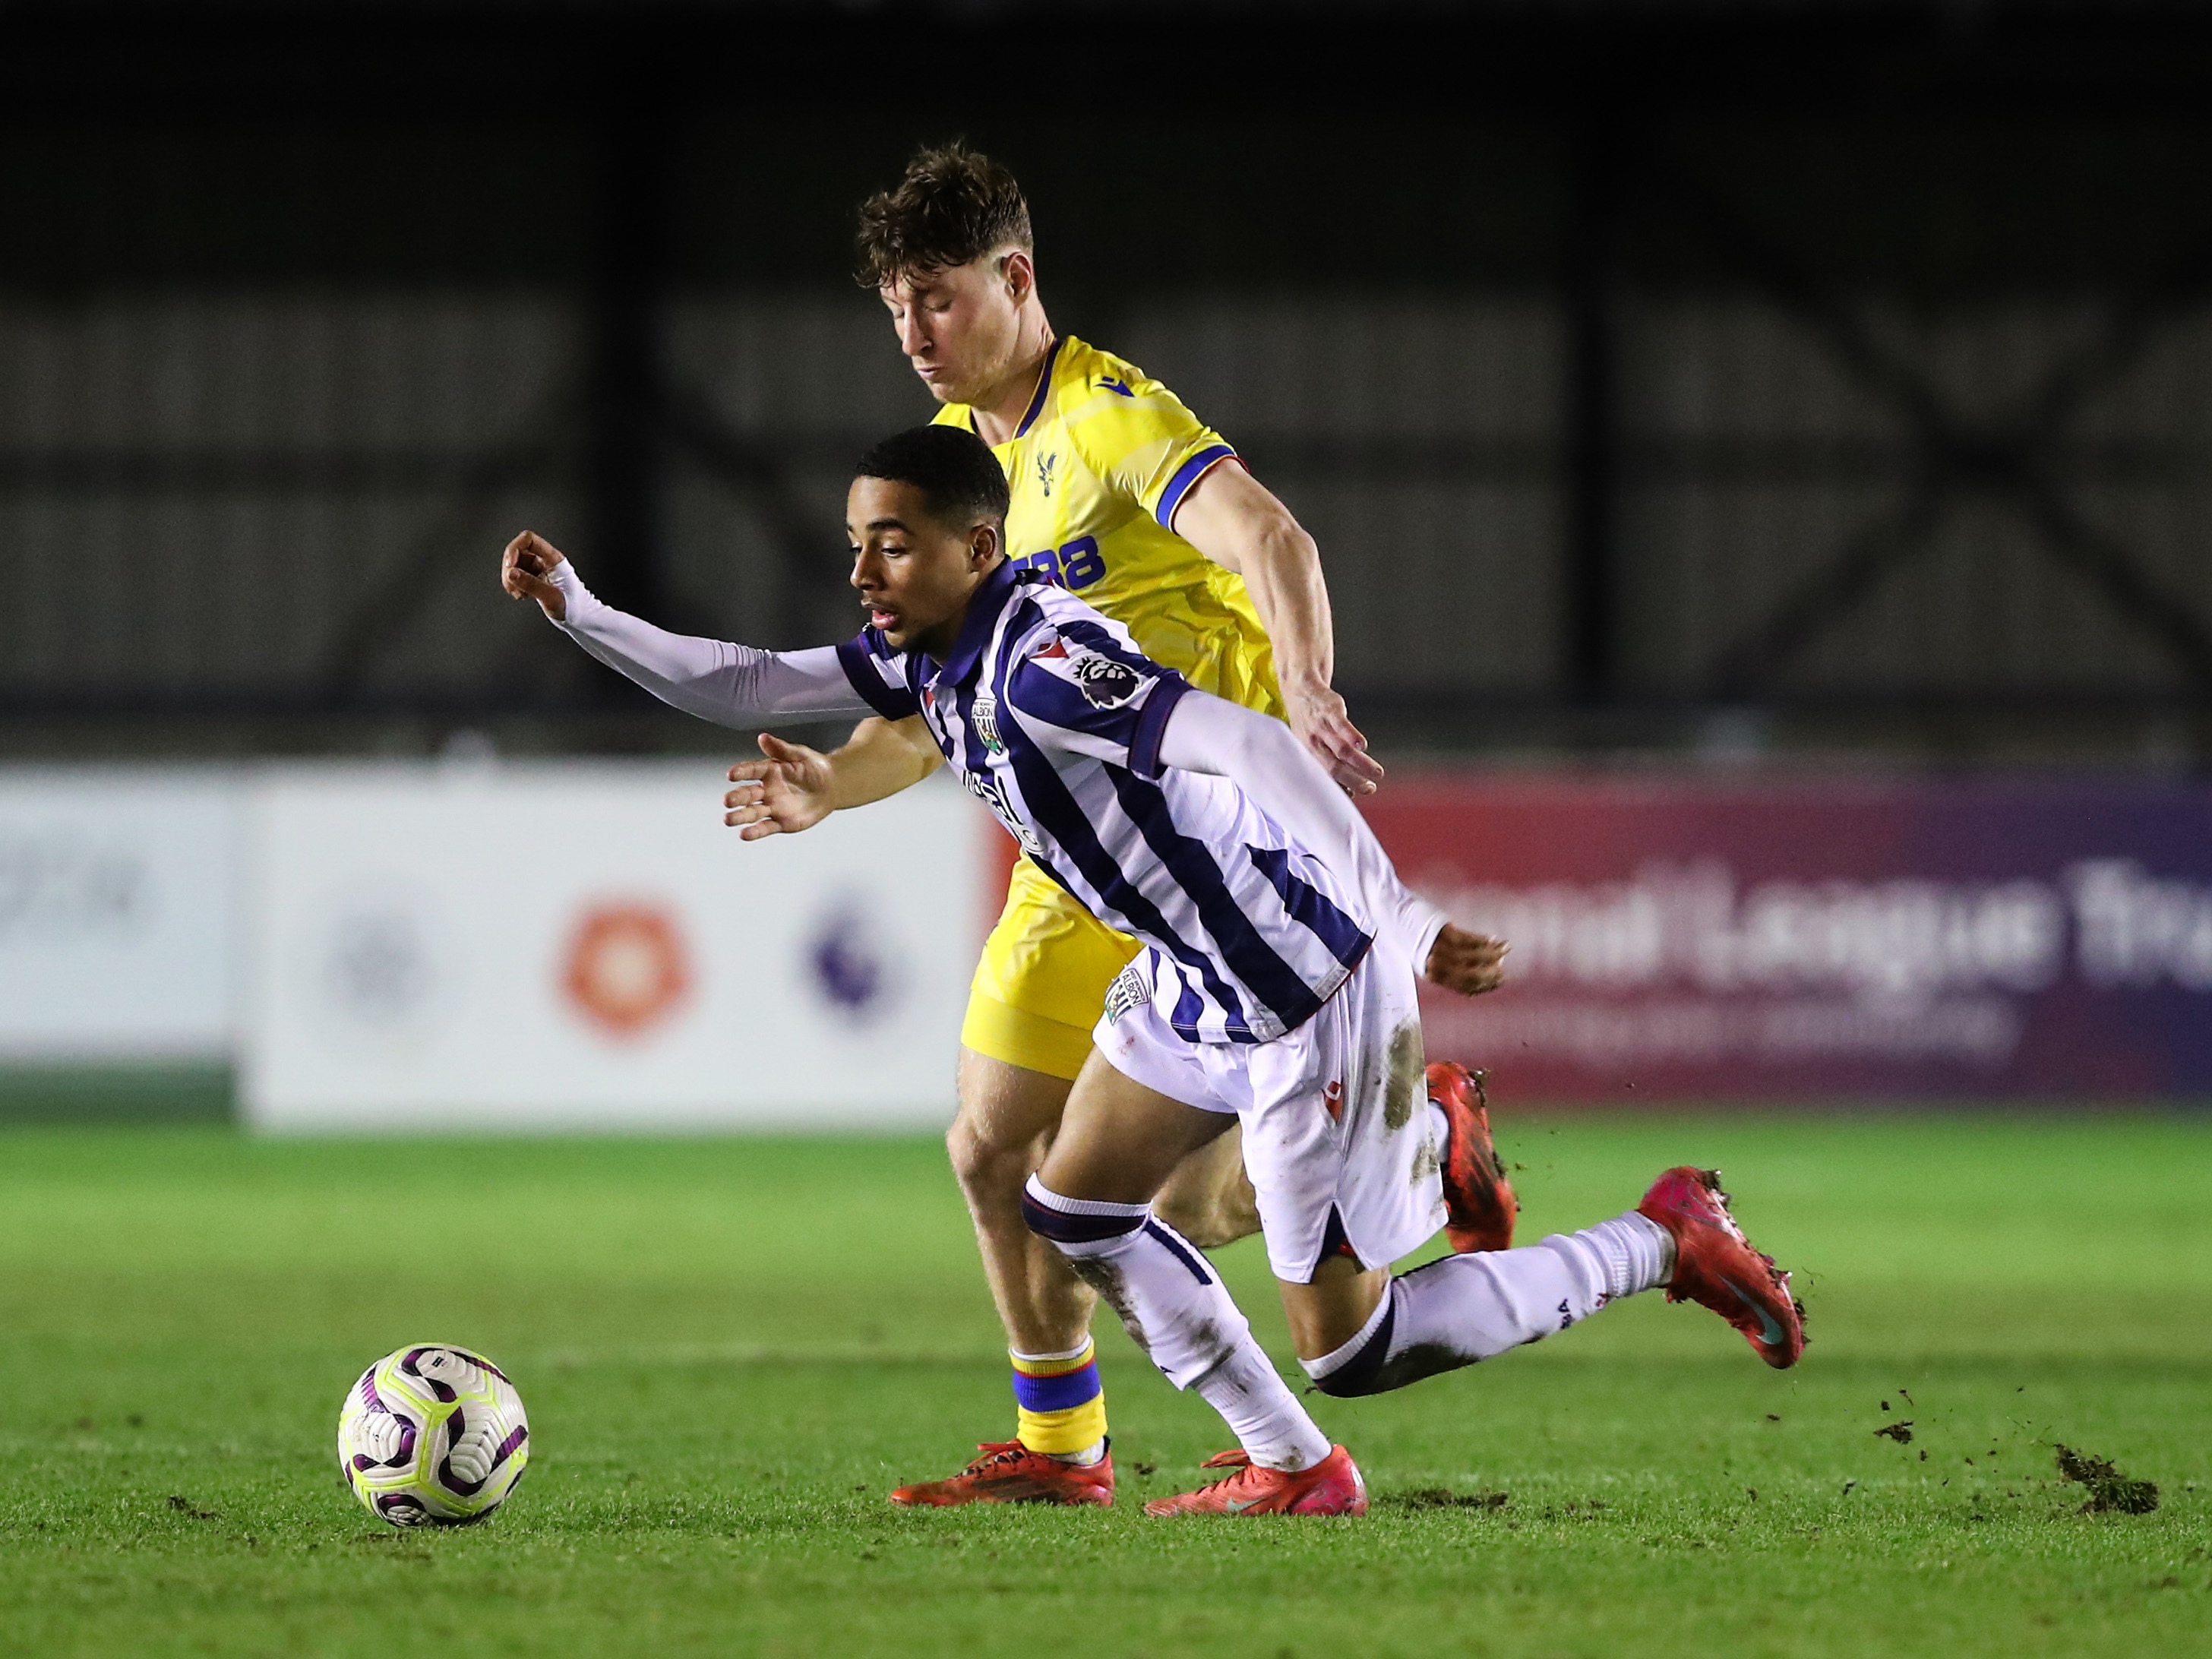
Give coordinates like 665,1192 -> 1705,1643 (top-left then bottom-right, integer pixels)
337,1344 -> 530,1527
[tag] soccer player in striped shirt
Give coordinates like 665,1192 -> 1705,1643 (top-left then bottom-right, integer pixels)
503,426 -> 1806,1515
820,143 -> 1427,1504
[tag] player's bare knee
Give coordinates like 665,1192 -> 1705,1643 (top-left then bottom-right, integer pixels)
1151,1188 -> 1233,1250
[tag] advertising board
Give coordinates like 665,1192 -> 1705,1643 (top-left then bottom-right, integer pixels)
243,763 -> 982,1130
1370,776 -> 2212,1100
0,769 -> 238,1060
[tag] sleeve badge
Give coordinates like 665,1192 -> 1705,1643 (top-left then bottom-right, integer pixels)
1070,652 -> 1146,709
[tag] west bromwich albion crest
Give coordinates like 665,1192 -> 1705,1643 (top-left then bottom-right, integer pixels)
1104,960 -> 1148,1024
970,688 -> 1005,753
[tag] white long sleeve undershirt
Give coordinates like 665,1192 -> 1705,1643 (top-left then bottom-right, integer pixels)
1158,689 -> 1449,971
548,564 -> 1445,966
548,561 -> 874,727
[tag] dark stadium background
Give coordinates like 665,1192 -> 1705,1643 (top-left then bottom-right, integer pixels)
9,0 -> 2212,762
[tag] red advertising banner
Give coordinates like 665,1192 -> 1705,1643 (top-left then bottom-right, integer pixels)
1367,774 -> 2212,1102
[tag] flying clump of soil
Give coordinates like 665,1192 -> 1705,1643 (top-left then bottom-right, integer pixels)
2052,1445 -> 2158,1514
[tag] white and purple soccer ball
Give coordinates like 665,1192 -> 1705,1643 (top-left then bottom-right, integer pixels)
337,1345 -> 530,1527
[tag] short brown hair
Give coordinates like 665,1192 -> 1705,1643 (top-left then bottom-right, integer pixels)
855,143 -> 1032,289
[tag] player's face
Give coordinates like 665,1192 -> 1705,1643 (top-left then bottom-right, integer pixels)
845,476 -> 1000,659
880,253 -> 1027,406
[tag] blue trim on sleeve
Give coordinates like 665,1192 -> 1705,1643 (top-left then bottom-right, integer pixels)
1154,443 -> 1237,530
1127,674 -> 1190,781
835,637 -> 921,720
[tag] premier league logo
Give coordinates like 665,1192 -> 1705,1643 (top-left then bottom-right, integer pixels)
1071,652 -> 1144,709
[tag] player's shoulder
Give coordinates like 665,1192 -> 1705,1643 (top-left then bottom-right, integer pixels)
1051,337 -> 1207,453
1003,579 -> 1156,684
1052,337 -> 1167,404
1053,337 -> 1184,413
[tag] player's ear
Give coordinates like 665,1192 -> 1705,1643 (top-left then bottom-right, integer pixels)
970,522 -> 1001,566
999,249 -> 1035,306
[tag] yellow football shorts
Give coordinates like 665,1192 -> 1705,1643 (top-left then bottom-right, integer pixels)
961,857 -> 1143,1081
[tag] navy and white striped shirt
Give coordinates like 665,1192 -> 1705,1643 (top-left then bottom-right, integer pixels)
837,561 -> 1373,1045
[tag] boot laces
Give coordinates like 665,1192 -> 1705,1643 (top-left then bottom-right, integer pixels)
964,1440 -> 1032,1472
1189,1449 -> 1267,1496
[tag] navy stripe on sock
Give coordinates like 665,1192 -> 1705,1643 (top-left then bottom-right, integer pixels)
1142,1219 -> 1215,1285
1022,1190 -> 1146,1244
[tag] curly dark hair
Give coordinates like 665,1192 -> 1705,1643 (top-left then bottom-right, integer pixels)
854,425 -> 1011,530
855,142 -> 1033,289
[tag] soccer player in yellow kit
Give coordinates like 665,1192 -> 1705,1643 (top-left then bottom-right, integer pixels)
722,146 -> 1515,1506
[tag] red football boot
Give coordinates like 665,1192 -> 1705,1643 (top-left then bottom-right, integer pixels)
888,1440 -> 1114,1508
1637,1167 -> 1806,1369
1141,1446 -> 1367,1518
1429,1062 -> 1517,1253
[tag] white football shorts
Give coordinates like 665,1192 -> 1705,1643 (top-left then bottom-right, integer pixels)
1092,932 -> 1447,1284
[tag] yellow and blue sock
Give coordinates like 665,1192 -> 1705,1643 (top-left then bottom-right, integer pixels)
1010,1340 -> 1107,1462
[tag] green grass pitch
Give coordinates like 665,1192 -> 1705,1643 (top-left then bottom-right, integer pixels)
2,1114 -> 2207,1657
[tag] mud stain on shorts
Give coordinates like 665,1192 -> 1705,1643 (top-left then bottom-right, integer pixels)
1381,1020 -> 1425,1132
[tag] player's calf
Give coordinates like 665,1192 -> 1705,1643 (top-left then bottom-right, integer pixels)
1298,1212 -> 1673,1395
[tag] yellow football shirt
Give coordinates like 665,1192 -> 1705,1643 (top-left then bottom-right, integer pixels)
933,335 -> 1283,717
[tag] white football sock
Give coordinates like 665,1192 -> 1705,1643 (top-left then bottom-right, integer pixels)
1022,1177 -> 1331,1471
1190,1341 -> 1333,1472
1301,1211 -> 1670,1397
1427,1097 -> 1451,1149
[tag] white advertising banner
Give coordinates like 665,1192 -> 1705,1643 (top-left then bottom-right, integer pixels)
0,769 -> 239,1060
242,763 -> 986,1130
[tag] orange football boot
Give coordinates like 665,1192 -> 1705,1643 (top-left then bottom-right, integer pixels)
1429,1062 -> 1517,1253
887,1440 -> 1114,1507
1141,1446 -> 1367,1518
1638,1166 -> 1806,1369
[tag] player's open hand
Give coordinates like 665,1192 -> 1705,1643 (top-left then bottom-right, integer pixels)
725,733 -> 837,841
501,530 -> 570,621
1424,924 -> 1508,997
1284,682 -> 1386,796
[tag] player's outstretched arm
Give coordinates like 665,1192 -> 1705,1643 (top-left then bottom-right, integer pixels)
723,716 -> 943,840
497,529 -> 876,730
1157,688 -> 1505,996
1169,463 -> 1386,798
